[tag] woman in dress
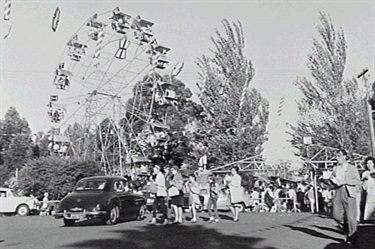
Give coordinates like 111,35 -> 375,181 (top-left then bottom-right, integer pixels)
207,174 -> 220,223
226,166 -> 242,221
169,166 -> 184,224
361,156 -> 375,221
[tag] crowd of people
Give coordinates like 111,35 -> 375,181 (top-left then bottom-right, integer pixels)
146,165 -> 246,225
122,151 -> 375,248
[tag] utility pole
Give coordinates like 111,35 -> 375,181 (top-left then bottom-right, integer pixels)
358,69 -> 375,156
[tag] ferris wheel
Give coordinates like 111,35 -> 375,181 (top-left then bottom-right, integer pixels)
47,8 -> 178,175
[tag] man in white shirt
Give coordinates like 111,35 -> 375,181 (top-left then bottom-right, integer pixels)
330,149 -> 360,247
150,165 -> 168,225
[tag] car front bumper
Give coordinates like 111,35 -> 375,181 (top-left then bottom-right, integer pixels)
54,210 -> 107,220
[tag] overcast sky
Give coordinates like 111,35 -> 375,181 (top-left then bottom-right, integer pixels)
1,0 -> 374,162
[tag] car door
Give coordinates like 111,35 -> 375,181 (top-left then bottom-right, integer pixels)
0,190 -> 12,212
113,180 -> 134,218
0,189 -> 19,213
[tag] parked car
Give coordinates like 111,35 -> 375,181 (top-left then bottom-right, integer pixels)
54,176 -> 146,226
0,187 -> 39,216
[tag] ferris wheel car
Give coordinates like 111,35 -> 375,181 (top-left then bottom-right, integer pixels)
54,176 -> 146,226
131,16 -> 154,43
0,187 -> 39,216
67,36 -> 88,62
111,8 -> 131,34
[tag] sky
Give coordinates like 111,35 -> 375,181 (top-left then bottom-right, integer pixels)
1,0 -> 374,163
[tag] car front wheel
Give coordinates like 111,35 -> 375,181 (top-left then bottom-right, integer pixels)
106,205 -> 119,225
17,204 -> 30,216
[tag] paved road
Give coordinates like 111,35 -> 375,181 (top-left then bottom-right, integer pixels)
1,212 -> 374,249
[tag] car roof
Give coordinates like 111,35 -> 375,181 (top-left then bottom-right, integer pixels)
78,176 -> 126,181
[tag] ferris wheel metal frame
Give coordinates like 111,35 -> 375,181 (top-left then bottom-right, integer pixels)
47,7 -> 178,176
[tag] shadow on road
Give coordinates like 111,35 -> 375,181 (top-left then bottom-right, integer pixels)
61,223 -> 277,249
312,225 -> 344,235
323,224 -> 375,249
284,224 -> 343,243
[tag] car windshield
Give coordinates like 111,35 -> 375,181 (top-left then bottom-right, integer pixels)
11,189 -> 20,197
74,180 -> 107,191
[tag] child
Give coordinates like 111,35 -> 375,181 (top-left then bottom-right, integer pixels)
207,175 -> 219,223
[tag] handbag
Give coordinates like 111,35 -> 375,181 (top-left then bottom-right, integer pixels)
168,186 -> 179,197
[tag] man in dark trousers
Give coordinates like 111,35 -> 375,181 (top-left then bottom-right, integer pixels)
330,149 -> 360,247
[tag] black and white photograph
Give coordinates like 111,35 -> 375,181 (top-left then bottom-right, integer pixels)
1,0 -> 374,248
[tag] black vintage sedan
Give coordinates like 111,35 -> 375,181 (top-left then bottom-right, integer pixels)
54,176 -> 146,226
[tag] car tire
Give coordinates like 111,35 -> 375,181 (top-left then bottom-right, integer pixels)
63,218 -> 76,226
106,205 -> 119,225
137,205 -> 146,220
16,204 -> 30,216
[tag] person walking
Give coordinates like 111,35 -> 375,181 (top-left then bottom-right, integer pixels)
169,166 -> 184,224
150,165 -> 169,225
225,166 -> 242,221
207,175 -> 219,223
330,149 -> 360,246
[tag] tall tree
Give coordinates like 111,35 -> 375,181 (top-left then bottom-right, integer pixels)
291,12 -> 371,158
0,107 -> 33,185
196,19 -> 269,166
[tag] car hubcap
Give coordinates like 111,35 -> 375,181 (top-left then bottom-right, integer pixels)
110,207 -> 117,222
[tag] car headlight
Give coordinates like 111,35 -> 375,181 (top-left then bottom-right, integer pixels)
93,204 -> 102,212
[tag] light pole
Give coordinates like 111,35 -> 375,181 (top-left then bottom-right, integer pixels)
303,136 -> 319,213
358,69 -> 375,156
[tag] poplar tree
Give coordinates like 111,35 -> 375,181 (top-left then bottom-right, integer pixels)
291,12 -> 371,158
196,19 -> 269,166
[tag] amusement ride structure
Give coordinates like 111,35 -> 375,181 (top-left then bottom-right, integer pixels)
47,8 -> 182,176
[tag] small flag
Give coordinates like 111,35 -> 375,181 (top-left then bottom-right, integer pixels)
52,7 -> 61,32
3,0 -> 11,21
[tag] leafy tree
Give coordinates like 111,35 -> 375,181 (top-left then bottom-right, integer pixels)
122,74 -> 204,169
0,107 -> 33,185
17,156 -> 100,199
290,12 -> 371,158
196,19 -> 269,166
32,131 -> 50,158
64,123 -> 97,161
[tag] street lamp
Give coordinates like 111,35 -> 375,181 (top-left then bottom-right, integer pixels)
358,69 -> 375,156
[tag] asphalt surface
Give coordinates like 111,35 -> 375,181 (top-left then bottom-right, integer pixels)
1,212 -> 374,249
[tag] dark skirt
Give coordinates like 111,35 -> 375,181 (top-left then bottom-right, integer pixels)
171,190 -> 184,207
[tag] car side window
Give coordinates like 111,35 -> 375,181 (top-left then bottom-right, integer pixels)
0,191 -> 6,197
114,181 -> 125,192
